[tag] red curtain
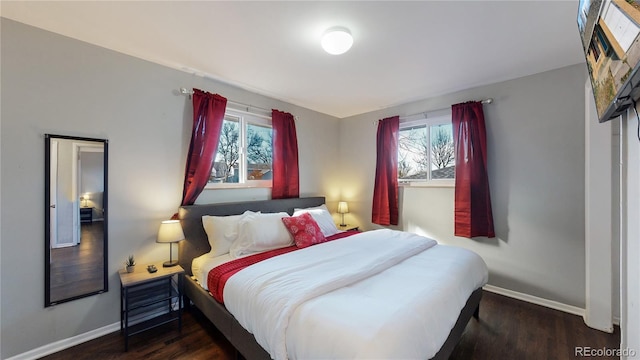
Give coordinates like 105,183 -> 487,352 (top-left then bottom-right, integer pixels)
452,101 -> 495,238
372,116 -> 399,226
180,89 -> 227,206
272,110 -> 299,199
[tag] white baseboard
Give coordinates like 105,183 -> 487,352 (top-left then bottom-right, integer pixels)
483,284 -> 586,317
5,322 -> 119,360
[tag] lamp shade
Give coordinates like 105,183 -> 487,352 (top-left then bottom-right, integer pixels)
157,220 -> 185,243
321,27 -> 353,55
337,201 -> 349,214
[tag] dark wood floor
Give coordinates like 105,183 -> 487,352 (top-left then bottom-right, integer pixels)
41,291 -> 620,360
449,292 -> 620,360
50,222 -> 105,302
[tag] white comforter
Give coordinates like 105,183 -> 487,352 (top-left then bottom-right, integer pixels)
224,229 -> 488,360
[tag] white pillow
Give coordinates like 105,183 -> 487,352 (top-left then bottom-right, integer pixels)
230,212 -> 294,258
202,211 -> 256,257
293,204 -> 340,237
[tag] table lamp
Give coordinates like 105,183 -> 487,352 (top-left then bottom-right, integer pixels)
157,220 -> 184,267
337,201 -> 349,227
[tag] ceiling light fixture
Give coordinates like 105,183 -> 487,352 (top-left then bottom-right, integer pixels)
321,27 -> 353,55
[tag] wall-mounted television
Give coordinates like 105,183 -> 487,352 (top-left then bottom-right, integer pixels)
578,0 -> 640,122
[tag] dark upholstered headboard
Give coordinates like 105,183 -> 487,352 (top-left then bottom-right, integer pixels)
177,197 -> 326,275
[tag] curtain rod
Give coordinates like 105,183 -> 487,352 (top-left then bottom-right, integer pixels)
179,87 -> 272,114
398,98 -> 494,122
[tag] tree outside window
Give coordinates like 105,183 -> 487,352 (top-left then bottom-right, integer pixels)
398,116 -> 455,183
213,119 -> 240,183
208,111 -> 273,187
246,123 -> 272,180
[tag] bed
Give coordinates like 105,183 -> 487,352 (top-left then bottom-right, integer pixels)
178,197 -> 488,360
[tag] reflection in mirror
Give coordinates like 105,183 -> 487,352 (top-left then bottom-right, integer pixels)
45,134 -> 108,307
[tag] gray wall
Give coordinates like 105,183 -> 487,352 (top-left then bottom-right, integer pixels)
81,151 -> 104,195
0,19 -> 340,358
338,64 -> 588,307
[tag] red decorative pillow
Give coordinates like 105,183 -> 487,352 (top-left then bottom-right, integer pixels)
281,213 -> 326,248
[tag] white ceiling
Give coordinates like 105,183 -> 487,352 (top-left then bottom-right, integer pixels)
0,1 -> 585,118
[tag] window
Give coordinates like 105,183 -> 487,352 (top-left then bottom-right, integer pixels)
590,40 -> 601,63
207,109 -> 272,188
595,27 -> 609,53
398,111 -> 455,186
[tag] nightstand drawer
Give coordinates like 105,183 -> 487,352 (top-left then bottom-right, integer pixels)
79,207 -> 92,223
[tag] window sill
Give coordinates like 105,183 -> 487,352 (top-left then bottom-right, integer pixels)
399,181 -> 455,188
204,182 -> 272,190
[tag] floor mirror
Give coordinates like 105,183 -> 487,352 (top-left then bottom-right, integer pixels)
45,134 -> 108,307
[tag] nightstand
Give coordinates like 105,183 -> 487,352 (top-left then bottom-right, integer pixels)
79,207 -> 93,223
338,224 -> 359,231
119,263 -> 184,351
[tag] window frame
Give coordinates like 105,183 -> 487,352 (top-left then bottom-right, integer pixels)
205,108 -> 273,189
398,111 -> 455,188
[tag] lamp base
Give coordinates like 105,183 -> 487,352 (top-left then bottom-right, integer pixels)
162,260 -> 179,267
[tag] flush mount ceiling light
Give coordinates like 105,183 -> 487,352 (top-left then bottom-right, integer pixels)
321,27 -> 353,55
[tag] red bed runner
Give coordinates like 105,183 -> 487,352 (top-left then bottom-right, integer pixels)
207,230 -> 360,304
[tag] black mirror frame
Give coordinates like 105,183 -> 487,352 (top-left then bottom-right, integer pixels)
45,134 -> 109,307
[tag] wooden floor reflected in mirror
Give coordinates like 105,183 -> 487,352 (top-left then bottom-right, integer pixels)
49,222 -> 105,303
